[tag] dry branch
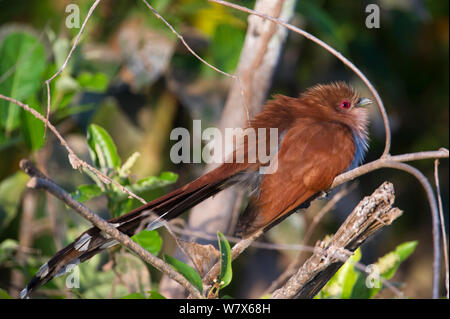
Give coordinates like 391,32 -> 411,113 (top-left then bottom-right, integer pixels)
272,182 -> 402,299
434,160 -> 449,298
19,159 -> 203,299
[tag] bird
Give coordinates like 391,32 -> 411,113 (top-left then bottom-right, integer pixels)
20,82 -> 371,298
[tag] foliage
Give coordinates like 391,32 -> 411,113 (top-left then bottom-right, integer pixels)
316,241 -> 417,299
164,254 -> 204,294
217,231 -> 232,289
73,123 -> 178,217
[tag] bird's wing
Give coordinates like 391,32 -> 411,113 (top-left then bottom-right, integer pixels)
237,119 -> 356,236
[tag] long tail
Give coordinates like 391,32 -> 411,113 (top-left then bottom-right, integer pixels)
21,164 -> 242,299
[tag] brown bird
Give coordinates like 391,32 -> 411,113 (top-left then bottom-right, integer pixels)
21,82 -> 371,298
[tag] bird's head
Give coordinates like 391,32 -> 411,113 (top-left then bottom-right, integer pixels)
298,82 -> 371,137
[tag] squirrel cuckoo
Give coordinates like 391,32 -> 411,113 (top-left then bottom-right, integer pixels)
21,82 -> 371,298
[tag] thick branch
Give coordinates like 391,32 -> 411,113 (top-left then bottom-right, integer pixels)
19,159 -> 202,299
272,182 -> 402,299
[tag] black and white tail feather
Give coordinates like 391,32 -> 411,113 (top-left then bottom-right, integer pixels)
20,170 -> 238,298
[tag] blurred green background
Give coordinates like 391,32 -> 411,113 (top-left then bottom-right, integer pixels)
0,0 -> 448,298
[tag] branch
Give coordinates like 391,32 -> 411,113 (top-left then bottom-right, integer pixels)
271,182 -> 402,299
434,160 -> 449,299
381,161 -> 441,299
331,149 -> 449,188
0,94 -> 146,204
19,159 -> 203,299
44,0 -> 101,137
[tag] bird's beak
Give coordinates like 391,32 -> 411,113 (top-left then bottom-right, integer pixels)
355,97 -> 373,107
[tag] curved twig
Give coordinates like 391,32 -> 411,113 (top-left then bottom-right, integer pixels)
0,94 -> 146,204
44,0 -> 102,137
434,160 -> 449,299
381,161 -> 441,299
140,0 -> 251,123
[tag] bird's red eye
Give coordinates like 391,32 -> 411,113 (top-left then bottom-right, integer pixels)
340,100 -> 351,109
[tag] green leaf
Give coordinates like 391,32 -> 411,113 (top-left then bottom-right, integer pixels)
71,184 -> 103,202
0,171 -> 29,232
132,172 -> 178,191
148,290 -> 166,299
76,72 -> 109,92
164,254 -> 203,294
0,288 -> 13,299
115,172 -> 178,201
378,241 -> 417,279
87,124 -> 121,170
317,248 -> 361,299
339,248 -> 361,298
121,292 -> 146,299
350,241 -> 418,299
217,231 -> 232,289
20,96 -> 44,151
131,230 -> 162,256
0,32 -> 46,132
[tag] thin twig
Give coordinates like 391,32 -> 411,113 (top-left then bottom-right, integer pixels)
140,0 -> 251,122
382,161 -> 441,299
170,224 -> 316,253
209,0 -> 391,158
434,160 -> 449,299
0,94 -> 146,204
20,159 -> 202,299
331,149 -> 449,188
44,0 -> 101,137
